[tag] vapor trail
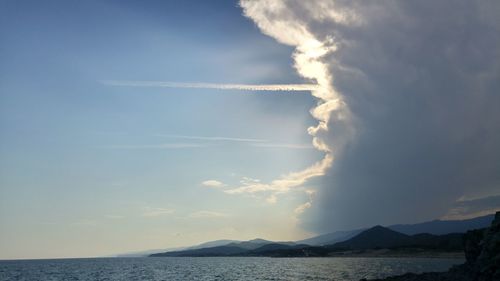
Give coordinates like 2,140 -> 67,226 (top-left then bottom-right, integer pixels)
101,80 -> 318,92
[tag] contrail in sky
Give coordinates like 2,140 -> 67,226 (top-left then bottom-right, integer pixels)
100,80 -> 318,92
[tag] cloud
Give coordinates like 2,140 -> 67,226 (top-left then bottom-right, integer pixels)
240,0 -> 500,233
240,0 -> 355,153
250,143 -> 314,149
199,0 -> 354,207
142,207 -> 175,217
224,154 -> 332,195
101,138 -> 317,152
188,211 -> 230,219
294,189 -> 315,216
155,134 -> 267,143
443,195 -> 500,220
158,135 -> 313,149
156,134 -> 268,142
201,180 -> 226,188
101,80 -> 318,92
294,202 -> 312,215
100,143 -> 205,149
220,155 -> 331,208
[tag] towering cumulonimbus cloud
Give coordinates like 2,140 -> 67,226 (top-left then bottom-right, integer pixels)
241,0 -> 500,232
240,0 -> 354,155
222,0 -> 355,209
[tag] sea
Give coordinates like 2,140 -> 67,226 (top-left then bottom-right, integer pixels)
0,257 -> 463,281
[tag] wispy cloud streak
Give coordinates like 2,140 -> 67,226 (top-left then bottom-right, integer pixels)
201,180 -> 226,188
224,154 -> 332,195
250,143 -> 314,149
155,134 -> 267,143
103,0 -> 351,213
101,143 -> 205,149
101,80 -> 318,92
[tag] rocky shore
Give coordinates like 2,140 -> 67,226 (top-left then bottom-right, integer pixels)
362,211 -> 500,281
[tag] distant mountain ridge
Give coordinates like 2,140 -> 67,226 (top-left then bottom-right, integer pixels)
150,225 -> 466,257
185,239 -> 239,250
296,229 -> 364,246
226,239 -> 278,250
150,239 -> 297,257
364,212 -> 500,281
387,214 -> 495,235
116,239 -> 238,257
330,226 -> 414,250
145,213 -> 494,257
299,213 -> 494,246
328,225 -> 463,251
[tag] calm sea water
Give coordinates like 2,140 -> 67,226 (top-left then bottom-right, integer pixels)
0,257 -> 463,281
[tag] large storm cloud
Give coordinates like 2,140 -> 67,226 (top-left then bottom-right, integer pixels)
241,0 -> 500,233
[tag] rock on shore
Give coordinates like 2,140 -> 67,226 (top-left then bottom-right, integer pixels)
363,211 -> 500,281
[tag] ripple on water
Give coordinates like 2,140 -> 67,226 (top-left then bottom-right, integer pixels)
0,257 -> 463,281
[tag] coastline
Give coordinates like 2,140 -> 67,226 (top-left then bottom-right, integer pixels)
327,251 -> 464,259
363,211 -> 499,281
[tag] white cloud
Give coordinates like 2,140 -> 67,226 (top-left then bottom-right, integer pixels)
295,187 -> 316,216
201,180 -> 226,188
196,0 -> 354,210
294,202 -> 312,215
224,154 -> 332,195
240,0 -> 500,233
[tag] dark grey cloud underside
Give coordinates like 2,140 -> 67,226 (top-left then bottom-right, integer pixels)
300,0 -> 500,232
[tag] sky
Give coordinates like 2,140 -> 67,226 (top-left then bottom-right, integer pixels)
1,0 -> 499,259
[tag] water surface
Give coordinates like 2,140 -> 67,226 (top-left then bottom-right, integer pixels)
0,257 -> 463,281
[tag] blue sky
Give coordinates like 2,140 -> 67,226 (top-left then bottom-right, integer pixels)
0,0 -> 322,259
2,0 -> 500,259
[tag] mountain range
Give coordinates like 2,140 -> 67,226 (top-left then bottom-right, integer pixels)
327,225 -> 462,251
150,225 -> 465,257
297,213 -> 495,246
387,214 -> 495,235
120,213 -> 494,257
149,214 -> 494,258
